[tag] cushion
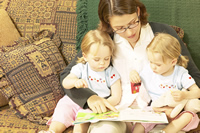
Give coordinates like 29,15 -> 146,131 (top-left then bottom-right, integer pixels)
0,30 -> 66,124
3,0 -> 78,64
0,9 -> 21,107
0,92 -> 8,107
0,9 -> 21,47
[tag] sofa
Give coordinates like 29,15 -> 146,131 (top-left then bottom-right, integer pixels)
0,0 -> 199,133
0,0 -> 77,132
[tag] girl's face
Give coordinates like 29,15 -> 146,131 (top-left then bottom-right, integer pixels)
109,12 -> 141,46
83,44 -> 111,72
147,50 -> 177,76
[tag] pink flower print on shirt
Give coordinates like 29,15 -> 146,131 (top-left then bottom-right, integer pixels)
110,74 -> 115,79
159,84 -> 176,89
88,73 -> 117,83
88,76 -> 105,83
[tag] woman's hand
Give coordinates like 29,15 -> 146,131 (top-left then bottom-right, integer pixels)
129,70 -> 141,83
87,95 -> 118,113
74,79 -> 88,88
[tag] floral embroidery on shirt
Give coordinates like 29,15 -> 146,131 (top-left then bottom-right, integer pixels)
159,84 -> 176,89
88,74 -> 116,83
111,74 -> 115,79
88,76 -> 105,83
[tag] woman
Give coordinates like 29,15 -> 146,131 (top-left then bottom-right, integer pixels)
61,0 -> 200,132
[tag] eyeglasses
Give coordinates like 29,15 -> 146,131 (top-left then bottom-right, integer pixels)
113,20 -> 140,34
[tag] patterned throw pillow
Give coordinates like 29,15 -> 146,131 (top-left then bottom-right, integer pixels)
0,30 -> 66,124
3,0 -> 78,64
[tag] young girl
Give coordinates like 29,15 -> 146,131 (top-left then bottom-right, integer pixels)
39,29 -> 122,133
130,33 -> 200,133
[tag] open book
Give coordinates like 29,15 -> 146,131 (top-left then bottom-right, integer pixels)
73,108 -> 168,124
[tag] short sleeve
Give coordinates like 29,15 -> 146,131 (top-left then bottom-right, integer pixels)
105,66 -> 121,87
181,72 -> 195,89
70,63 -> 84,79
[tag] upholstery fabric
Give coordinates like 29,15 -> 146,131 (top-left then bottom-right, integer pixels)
0,0 -> 76,132
0,108 -> 48,132
0,92 -> 8,107
0,9 -> 21,47
2,0 -> 78,64
0,30 -> 66,124
76,0 -> 100,51
0,107 -> 73,133
0,9 -> 21,107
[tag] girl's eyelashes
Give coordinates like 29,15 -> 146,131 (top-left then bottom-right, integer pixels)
93,57 -> 110,62
94,59 -> 100,62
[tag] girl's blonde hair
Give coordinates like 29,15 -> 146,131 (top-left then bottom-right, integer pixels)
77,29 -> 115,64
147,33 -> 189,68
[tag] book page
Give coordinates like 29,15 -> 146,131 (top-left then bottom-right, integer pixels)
73,108 -> 168,124
119,108 -> 168,123
73,111 -> 119,124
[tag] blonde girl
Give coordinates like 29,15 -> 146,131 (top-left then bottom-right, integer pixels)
40,29 -> 122,133
131,33 -> 200,133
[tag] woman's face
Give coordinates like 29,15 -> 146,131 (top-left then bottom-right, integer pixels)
109,12 -> 141,45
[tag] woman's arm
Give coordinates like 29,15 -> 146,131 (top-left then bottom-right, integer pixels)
60,51 -> 97,108
150,22 -> 200,87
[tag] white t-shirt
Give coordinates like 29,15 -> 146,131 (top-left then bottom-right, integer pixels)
140,64 -> 195,101
70,63 -> 120,98
113,23 -> 154,109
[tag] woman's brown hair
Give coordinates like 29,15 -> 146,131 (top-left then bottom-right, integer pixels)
98,0 -> 148,34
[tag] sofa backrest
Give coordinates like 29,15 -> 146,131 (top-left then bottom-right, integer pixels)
141,0 -> 200,69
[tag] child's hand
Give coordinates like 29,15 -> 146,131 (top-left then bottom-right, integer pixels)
74,79 -> 88,88
152,107 -> 165,113
153,106 -> 174,120
129,70 -> 141,83
171,90 -> 185,102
